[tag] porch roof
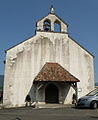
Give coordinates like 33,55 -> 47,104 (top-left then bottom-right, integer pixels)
34,63 -> 80,83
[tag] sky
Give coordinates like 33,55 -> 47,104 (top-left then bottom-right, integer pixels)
0,0 -> 98,82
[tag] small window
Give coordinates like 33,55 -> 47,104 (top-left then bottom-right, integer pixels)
54,20 -> 61,32
43,19 -> 51,31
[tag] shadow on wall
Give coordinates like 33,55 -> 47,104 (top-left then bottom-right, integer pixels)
24,82 -> 45,105
25,82 -> 72,106
25,84 -> 36,105
59,83 -> 71,104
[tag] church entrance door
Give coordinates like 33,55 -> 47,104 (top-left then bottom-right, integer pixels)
45,84 -> 59,103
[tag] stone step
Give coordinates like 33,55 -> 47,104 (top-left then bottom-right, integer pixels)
37,104 -> 75,108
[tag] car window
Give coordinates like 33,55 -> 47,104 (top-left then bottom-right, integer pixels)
86,89 -> 98,96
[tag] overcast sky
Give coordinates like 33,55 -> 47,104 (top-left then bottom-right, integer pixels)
0,0 -> 98,82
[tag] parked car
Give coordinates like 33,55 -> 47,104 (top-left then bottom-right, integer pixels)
77,88 -> 98,109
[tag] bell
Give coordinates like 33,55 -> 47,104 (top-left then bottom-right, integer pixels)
44,23 -> 50,31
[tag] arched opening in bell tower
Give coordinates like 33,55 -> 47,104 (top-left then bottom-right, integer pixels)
54,20 -> 61,32
43,19 -> 51,31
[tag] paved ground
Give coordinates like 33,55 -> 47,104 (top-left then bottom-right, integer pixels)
0,107 -> 98,120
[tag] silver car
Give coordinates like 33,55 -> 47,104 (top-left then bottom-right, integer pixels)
77,88 -> 98,109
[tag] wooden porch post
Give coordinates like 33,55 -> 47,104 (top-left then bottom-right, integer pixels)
36,83 -> 39,108
75,82 -> 78,103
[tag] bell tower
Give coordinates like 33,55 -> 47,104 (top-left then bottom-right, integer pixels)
36,6 -> 68,33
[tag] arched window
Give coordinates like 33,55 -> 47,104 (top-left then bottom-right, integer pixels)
54,20 -> 61,32
43,19 -> 51,31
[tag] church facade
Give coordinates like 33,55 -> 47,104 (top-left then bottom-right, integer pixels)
3,6 -> 94,108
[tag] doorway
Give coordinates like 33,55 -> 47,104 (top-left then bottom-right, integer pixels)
45,84 -> 59,103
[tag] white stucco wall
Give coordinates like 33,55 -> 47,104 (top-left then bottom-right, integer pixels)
3,30 -> 94,108
69,38 -> 94,98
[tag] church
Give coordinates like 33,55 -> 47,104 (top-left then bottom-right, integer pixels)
3,6 -> 94,108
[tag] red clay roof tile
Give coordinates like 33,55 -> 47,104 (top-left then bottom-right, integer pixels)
34,63 -> 80,82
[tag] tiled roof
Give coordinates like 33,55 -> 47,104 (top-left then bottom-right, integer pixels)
34,63 -> 80,82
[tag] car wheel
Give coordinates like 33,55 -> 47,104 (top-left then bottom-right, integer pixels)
90,101 -> 97,109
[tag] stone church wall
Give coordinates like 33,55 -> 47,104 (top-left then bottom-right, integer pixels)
3,31 -> 94,108
69,37 -> 94,98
